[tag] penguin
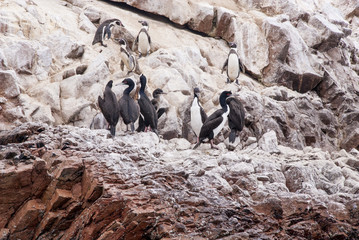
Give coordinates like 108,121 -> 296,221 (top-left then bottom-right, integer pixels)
226,95 -> 245,143
133,20 -> 151,57
118,38 -> 137,74
90,112 -> 108,130
118,78 -> 140,132
92,19 -> 124,47
190,87 -> 208,144
193,91 -> 232,149
137,74 -> 158,134
98,80 -> 120,136
221,42 -> 244,84
151,88 -> 168,119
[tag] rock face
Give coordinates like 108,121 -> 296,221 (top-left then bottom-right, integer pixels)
0,0 -> 359,238
0,0 -> 358,151
1,123 -> 359,239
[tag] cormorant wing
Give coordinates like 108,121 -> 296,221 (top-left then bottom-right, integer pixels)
200,106 -> 207,124
98,96 -> 111,124
199,109 -> 224,137
228,98 -> 245,131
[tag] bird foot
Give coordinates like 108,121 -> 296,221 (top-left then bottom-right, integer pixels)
210,140 -> 219,149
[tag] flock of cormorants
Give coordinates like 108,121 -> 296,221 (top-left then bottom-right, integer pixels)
92,18 -> 245,149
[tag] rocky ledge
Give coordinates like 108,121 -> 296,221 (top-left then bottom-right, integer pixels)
1,122 -> 359,239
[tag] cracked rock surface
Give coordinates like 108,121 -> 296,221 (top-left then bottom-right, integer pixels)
1,123 -> 359,239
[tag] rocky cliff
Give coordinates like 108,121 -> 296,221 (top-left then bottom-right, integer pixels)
1,0 -> 359,239
1,122 -> 359,239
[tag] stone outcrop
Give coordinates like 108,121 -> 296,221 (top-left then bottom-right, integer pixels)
1,123 -> 359,239
1,0 -> 358,151
0,0 -> 359,237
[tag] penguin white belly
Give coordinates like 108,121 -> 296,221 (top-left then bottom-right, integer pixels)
120,51 -> 130,69
138,32 -> 150,55
190,99 -> 202,137
213,111 -> 229,137
227,54 -> 239,81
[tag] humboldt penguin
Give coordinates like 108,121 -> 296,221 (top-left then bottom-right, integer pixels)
226,95 -> 245,143
193,91 -> 232,149
133,20 -> 151,57
98,80 -> 120,136
118,78 -> 140,132
90,112 -> 108,130
137,74 -> 158,134
221,42 -> 244,84
118,38 -> 137,74
92,19 -> 124,47
151,88 -> 168,119
190,88 -> 208,144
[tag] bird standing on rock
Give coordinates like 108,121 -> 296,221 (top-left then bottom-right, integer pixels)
151,88 -> 168,120
133,20 -> 151,58
118,38 -> 137,74
222,42 -> 244,84
137,74 -> 158,134
92,19 -> 124,47
193,91 -> 232,149
226,95 -> 245,143
118,78 -> 140,132
190,88 -> 207,144
98,80 -> 120,136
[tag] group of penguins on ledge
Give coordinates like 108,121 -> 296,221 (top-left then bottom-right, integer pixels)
92,18 -> 246,149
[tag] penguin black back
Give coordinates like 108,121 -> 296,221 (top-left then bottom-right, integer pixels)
98,80 -> 120,136
138,74 -> 158,134
118,78 -> 140,132
93,19 -> 124,47
193,91 -> 232,149
226,96 -> 245,143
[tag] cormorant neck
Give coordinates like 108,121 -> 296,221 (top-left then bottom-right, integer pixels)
124,83 -> 134,95
140,80 -> 146,93
220,96 -> 228,111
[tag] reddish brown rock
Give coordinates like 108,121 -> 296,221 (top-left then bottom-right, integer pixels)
7,199 -> 45,240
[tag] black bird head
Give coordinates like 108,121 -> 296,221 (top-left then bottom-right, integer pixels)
138,20 -> 148,27
152,88 -> 165,98
122,78 -> 134,86
115,20 -> 124,27
118,38 -> 126,46
229,42 -> 237,49
194,87 -> 201,98
219,91 -> 232,108
106,80 -> 113,88
140,74 -> 147,85
226,93 -> 239,104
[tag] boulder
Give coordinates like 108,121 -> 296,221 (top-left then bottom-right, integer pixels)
3,40 -> 35,74
79,13 -> 96,34
262,16 -> 323,93
308,14 -> 345,51
61,97 -> 92,123
28,82 -> 61,112
258,130 -> 280,154
0,70 -> 20,98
